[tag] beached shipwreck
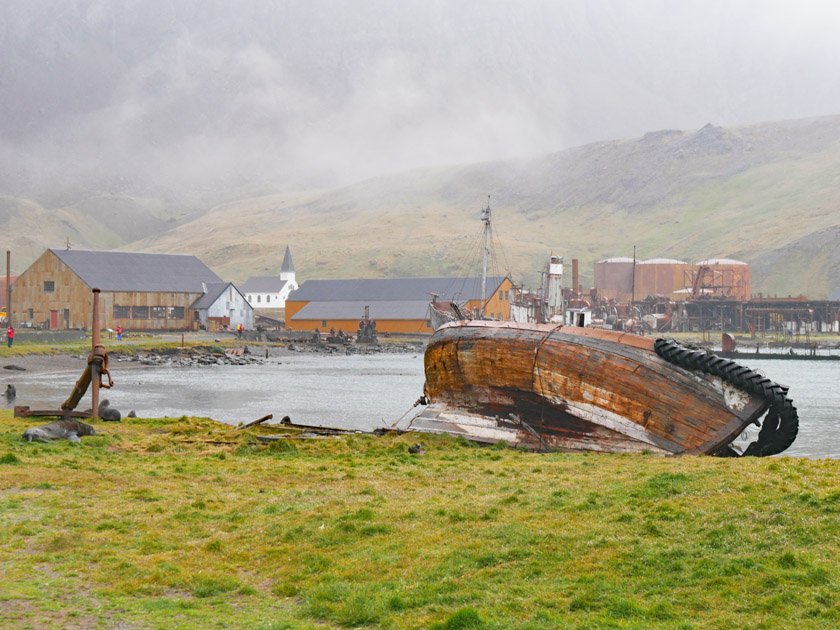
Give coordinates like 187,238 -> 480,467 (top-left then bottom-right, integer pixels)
405,320 -> 798,456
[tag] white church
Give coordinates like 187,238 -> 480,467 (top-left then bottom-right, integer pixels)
241,246 -> 299,309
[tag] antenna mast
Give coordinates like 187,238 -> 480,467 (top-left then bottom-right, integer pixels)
480,196 -> 491,318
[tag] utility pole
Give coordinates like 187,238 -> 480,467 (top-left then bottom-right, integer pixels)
5,250 -> 10,326
631,245 -> 636,321
480,196 -> 491,318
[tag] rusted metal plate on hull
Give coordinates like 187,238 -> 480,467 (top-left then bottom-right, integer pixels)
420,321 -> 769,455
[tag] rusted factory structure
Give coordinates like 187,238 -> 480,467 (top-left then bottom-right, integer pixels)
594,257 -> 750,301
12,249 -> 253,331
588,255 -> 836,335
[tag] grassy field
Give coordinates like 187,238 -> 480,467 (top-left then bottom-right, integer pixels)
2,413 -> 840,629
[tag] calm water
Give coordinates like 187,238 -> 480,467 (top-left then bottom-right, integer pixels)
2,354 -> 426,433
3,354 -> 839,459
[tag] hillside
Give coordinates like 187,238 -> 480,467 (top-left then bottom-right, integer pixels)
2,115 -> 840,297
137,116 -> 840,297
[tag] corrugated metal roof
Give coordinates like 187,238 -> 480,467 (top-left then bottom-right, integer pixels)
50,249 -> 222,292
240,276 -> 289,293
291,300 -> 432,320
596,257 -> 635,263
191,282 -> 231,310
288,276 -> 506,302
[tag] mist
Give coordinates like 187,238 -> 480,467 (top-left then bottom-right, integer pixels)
2,0 -> 840,198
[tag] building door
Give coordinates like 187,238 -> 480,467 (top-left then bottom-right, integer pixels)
50,310 -> 59,329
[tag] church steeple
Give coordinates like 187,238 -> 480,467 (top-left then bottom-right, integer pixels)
280,245 -> 295,282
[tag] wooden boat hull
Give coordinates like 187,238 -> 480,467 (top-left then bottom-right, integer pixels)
409,321 -> 773,455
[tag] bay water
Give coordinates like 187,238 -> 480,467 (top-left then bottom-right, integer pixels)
3,353 -> 838,459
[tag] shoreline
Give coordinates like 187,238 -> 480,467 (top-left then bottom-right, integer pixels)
0,339 -> 426,377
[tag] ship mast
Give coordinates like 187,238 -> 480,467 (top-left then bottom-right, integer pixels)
480,196 -> 491,318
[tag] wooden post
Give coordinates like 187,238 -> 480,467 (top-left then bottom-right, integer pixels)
91,288 -> 101,420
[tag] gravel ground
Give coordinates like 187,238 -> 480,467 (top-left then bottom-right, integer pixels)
0,354 -> 149,376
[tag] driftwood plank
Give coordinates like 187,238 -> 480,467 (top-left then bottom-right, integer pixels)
233,414 -> 273,431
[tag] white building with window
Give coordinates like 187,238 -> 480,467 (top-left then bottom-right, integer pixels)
190,282 -> 254,331
241,245 -> 298,309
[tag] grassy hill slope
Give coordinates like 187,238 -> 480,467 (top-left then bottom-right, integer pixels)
3,115 -> 839,297
139,116 -> 840,296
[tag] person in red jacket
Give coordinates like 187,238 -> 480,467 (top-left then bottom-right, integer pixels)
6,326 -> 13,348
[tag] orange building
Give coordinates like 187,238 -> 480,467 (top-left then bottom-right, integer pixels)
286,276 -> 515,334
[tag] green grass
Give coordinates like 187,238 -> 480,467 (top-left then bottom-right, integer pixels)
2,412 -> 840,628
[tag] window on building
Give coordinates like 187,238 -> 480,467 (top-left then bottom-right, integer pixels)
322,320 -> 327,328
150,306 -> 166,319
426,320 -> 431,328
113,305 -> 130,319
28,309 -> 34,319
499,290 -> 504,300
168,306 -> 185,319
257,295 -> 261,303
267,295 -> 271,303
132,306 -> 149,319
44,281 -> 55,292
63,309 -> 69,322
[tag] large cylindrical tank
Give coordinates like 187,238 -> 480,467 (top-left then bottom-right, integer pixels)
695,259 -> 751,300
594,258 -> 635,300
636,258 -> 690,300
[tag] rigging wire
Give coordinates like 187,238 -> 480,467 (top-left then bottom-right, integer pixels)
441,217 -> 488,305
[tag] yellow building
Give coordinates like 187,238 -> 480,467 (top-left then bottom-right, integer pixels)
286,276 -> 515,334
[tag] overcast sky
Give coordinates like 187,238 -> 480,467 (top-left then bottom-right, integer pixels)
2,0 -> 840,194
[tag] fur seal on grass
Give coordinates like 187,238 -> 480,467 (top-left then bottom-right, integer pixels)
5,384 -> 15,399
98,399 -> 121,422
23,419 -> 96,443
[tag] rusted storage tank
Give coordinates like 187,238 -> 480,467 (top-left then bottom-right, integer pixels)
636,258 -> 690,300
594,257 -> 635,301
694,259 -> 751,300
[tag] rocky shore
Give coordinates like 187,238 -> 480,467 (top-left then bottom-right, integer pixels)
108,340 -> 426,368
0,340 -> 427,376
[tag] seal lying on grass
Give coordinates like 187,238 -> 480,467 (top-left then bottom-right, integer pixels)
23,420 -> 96,443
98,399 -> 121,422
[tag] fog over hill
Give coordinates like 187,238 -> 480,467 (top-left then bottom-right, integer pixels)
3,0 -> 840,196
2,1 -> 840,297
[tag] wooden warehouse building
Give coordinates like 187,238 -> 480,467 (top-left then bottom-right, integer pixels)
285,276 -> 514,334
12,249 -> 237,331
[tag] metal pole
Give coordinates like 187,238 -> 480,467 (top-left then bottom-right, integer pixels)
91,289 -> 101,420
631,245 -> 636,320
5,250 -> 10,326
480,196 -> 491,317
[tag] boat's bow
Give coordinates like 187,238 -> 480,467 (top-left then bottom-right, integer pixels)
405,321 -> 797,456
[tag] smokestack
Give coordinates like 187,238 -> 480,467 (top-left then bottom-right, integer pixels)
572,259 -> 579,296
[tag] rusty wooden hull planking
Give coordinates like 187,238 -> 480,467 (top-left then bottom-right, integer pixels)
410,321 -> 770,455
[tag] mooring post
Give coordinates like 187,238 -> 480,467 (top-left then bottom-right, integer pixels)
91,288 -> 101,420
